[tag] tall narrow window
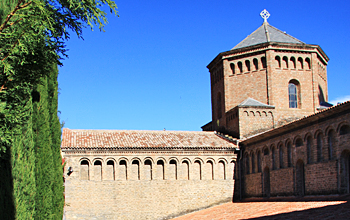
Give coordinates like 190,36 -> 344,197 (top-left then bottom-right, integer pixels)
238,61 -> 243,73
169,159 -> 177,180
251,153 -> 255,173
279,146 -> 284,168
317,134 -> 322,162
245,60 -> 251,71
144,159 -> 152,180
261,57 -> 267,68
272,147 -> 276,170
131,160 -> 140,180
328,130 -> 335,160
289,83 -> 298,108
245,154 -> 250,174
80,160 -> 89,180
287,142 -> 292,167
218,161 -> 226,179
230,63 -> 235,75
257,151 -> 262,172
290,57 -> 296,69
298,57 -> 303,69
283,56 -> 288,68
156,160 -> 164,180
93,160 -> 102,181
119,160 -> 127,180
253,58 -> 258,70
305,58 -> 311,69
275,56 -> 281,68
206,161 -> 214,180
106,160 -> 115,181
306,136 -> 312,164
193,160 -> 202,180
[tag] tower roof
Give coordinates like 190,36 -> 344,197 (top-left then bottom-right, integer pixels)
232,22 -> 305,50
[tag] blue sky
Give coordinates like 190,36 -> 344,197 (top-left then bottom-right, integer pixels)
58,0 -> 350,131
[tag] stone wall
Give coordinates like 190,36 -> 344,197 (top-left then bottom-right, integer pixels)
63,153 -> 236,220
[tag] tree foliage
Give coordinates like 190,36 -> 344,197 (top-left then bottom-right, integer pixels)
0,0 -> 118,219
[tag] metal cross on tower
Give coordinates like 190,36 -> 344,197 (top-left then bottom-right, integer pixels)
260,9 -> 270,23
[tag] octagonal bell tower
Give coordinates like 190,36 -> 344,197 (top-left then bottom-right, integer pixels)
203,10 -> 330,138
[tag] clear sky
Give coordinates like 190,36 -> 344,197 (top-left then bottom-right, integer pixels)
58,0 -> 350,131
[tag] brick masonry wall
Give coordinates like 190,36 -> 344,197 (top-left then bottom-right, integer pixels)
305,161 -> 338,195
63,153 -> 236,220
244,173 -> 262,197
238,107 -> 274,138
239,108 -> 350,198
270,167 -> 294,196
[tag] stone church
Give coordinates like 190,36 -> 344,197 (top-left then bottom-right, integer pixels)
62,10 -> 350,220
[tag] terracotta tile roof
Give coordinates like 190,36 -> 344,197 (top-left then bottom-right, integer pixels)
61,128 -> 238,150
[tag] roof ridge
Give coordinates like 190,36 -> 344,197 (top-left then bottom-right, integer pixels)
266,23 -> 305,44
232,24 -> 265,50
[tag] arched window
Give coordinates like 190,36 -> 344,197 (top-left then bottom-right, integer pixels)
306,136 -> 312,164
80,160 -> 89,180
272,147 -> 276,170
238,61 -> 243,73
156,160 -> 164,180
131,160 -> 140,180
279,145 -> 284,168
119,160 -> 127,180
297,57 -> 303,69
180,160 -> 189,180
230,63 -> 235,75
106,160 -> 115,180
245,154 -> 250,174
305,58 -> 311,69
253,58 -> 258,70
261,57 -> 267,68
290,57 -> 296,69
287,142 -> 292,167
144,159 -> 152,180
328,130 -> 335,160
169,159 -> 177,180
206,161 -> 214,180
94,160 -> 102,181
245,60 -> 251,72
217,92 -> 222,119
257,151 -> 262,172
218,160 -> 226,179
288,81 -> 298,108
193,160 -> 202,180
275,56 -> 281,68
251,153 -> 255,173
317,133 -> 323,162
282,56 -> 288,68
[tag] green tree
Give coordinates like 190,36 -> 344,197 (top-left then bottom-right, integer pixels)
0,0 -> 118,219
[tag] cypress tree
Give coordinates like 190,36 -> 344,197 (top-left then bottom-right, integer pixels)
48,64 -> 64,219
32,75 -> 54,219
